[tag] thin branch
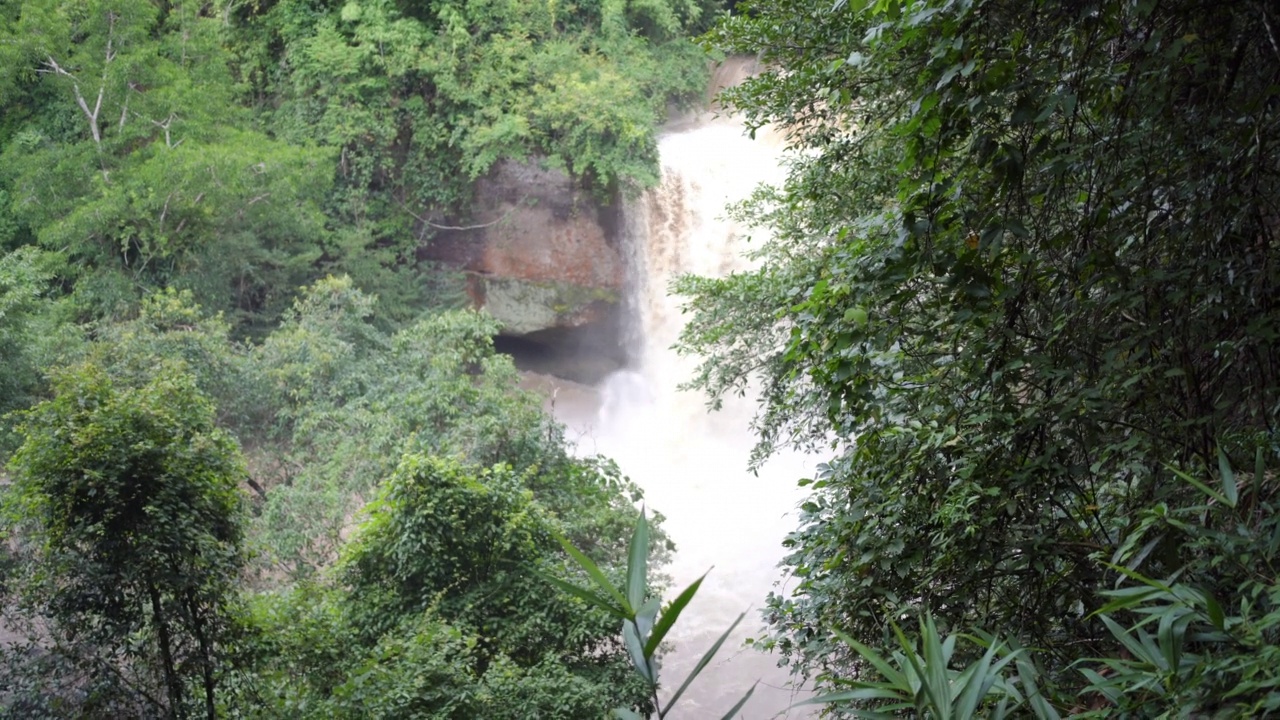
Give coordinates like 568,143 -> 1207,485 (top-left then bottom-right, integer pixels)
158,192 -> 174,231
43,57 -> 102,145
150,112 -> 179,148
399,194 -> 531,232
1262,1 -> 1280,64
235,193 -> 271,220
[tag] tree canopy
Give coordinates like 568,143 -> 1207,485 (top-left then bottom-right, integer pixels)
4,361 -> 246,718
681,0 -> 1280,713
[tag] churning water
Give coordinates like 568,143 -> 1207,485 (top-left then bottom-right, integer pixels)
553,113 -> 814,718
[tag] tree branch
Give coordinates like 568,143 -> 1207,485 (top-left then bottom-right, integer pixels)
399,194 -> 531,232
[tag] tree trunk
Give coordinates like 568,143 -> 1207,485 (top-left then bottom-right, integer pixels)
149,583 -> 185,720
184,589 -> 217,720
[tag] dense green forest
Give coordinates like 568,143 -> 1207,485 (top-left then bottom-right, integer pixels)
678,0 -> 1280,716
3,0 -> 1280,717
0,0 -> 709,716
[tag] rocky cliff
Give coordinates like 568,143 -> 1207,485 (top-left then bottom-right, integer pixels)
419,160 -> 628,384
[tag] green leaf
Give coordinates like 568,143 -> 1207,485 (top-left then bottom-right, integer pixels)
891,619 -> 942,712
953,641 -> 1003,718
795,686 -> 908,705
1098,614 -> 1154,665
1014,653 -> 1061,720
844,306 -> 869,326
1202,589 -> 1225,632
554,532 -> 631,614
644,572 -> 707,657
623,619 -> 653,683
663,612 -> 746,715
1217,446 -> 1237,507
533,569 -> 630,620
1077,668 -> 1123,704
1165,463 -> 1230,506
626,509 -> 650,613
829,628 -> 908,688
635,596 -> 661,644
613,708 -> 645,720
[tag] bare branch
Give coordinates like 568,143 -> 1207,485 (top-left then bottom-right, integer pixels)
398,194 -> 531,232
44,56 -> 102,146
1262,2 -> 1280,64
158,192 -> 174,231
232,193 -> 271,221
150,112 -> 179,148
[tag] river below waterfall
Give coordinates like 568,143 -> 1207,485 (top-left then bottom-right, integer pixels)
541,113 -> 814,718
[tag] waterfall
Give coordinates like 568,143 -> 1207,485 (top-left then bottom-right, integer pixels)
553,113 -> 814,718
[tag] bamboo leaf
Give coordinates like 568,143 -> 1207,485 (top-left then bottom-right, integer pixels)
554,532 -> 631,614
627,509 -> 650,612
1098,614 -> 1156,667
1166,463 -> 1230,506
623,618 -> 653,683
953,641 -> 1002,718
795,686 -> 909,706
891,619 -> 943,713
635,596 -> 660,647
1015,654 -> 1061,720
830,628 -> 908,687
533,569 -> 629,620
1217,446 -> 1238,507
1202,589 -> 1225,632
644,572 -> 707,657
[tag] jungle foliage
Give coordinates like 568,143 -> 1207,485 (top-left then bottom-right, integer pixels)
1,280 -> 661,717
0,1 -> 711,705
0,0 -> 712,332
679,0 -> 1280,715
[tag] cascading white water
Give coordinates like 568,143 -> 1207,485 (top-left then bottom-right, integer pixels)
554,113 -> 814,718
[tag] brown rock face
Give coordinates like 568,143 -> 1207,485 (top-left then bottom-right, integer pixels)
419,160 -> 628,383
424,160 -> 624,289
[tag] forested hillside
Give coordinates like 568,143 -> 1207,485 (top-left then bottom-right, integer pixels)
0,0 -> 710,716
